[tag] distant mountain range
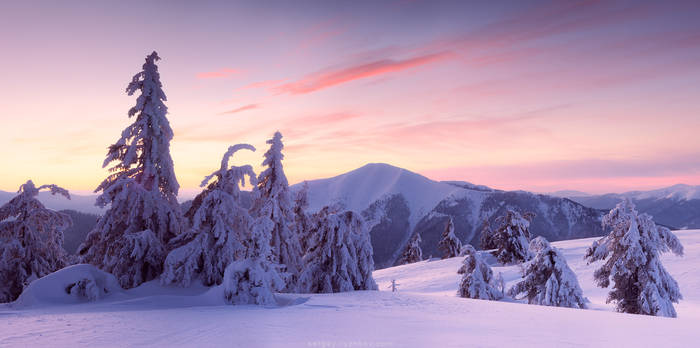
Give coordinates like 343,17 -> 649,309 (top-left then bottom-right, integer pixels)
560,184 -> 700,230
3,166 -> 697,267
0,190 -> 104,215
296,163 -> 605,268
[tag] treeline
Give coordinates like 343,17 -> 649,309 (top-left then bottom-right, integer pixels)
0,52 -> 376,304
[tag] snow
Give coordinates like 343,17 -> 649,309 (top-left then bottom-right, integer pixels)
2,230 -> 700,347
299,163 -> 463,229
12,264 -> 124,308
626,184 -> 700,201
0,190 -> 104,215
564,184 -> 700,202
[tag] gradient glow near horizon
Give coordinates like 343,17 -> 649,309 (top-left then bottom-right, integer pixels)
1,0 -> 699,196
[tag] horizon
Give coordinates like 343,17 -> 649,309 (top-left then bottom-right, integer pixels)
2,1 -> 700,194
2,161 -> 697,199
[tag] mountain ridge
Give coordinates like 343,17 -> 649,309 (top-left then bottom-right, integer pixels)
294,163 -> 605,268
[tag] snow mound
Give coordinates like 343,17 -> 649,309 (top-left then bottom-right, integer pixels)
13,264 -> 124,308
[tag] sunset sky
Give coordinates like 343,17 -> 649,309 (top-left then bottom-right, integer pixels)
1,0 -> 699,197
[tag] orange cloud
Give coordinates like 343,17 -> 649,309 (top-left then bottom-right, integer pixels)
219,104 -> 259,115
275,52 -> 452,95
196,68 -> 242,79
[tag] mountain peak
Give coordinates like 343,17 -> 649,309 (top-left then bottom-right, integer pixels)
298,163 -> 462,226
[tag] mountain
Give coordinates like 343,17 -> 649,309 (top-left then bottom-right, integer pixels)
0,190 -> 104,215
60,210 -> 100,254
547,190 -> 592,198
296,163 -> 605,268
569,184 -> 700,230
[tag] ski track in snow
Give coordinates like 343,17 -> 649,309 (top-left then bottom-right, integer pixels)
2,230 -> 700,347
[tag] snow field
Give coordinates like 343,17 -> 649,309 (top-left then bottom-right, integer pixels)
2,230 -> 700,347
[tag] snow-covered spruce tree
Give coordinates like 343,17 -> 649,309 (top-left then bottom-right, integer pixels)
508,237 -> 586,309
292,181 -> 313,253
584,199 -> 683,317
457,245 -> 503,300
0,180 -> 71,302
490,210 -> 535,264
223,216 -> 285,306
438,217 -> 462,259
395,233 -> 423,265
161,145 -> 257,287
298,207 -> 378,293
250,131 -> 303,292
78,51 -> 183,289
479,218 -> 496,250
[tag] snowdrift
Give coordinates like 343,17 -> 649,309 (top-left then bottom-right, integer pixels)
12,264 -> 124,308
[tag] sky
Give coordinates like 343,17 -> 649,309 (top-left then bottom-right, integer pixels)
1,0 -> 699,197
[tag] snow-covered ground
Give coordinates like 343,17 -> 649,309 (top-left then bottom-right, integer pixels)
2,230 -> 700,347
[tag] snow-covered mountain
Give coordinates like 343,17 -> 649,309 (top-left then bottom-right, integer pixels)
568,184 -> 700,230
547,190 -> 592,198
0,190 -> 104,215
296,163 -> 604,268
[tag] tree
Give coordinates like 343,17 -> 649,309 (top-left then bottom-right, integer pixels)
438,217 -> 462,259
457,245 -> 503,300
292,181 -> 313,253
508,237 -> 586,309
478,218 -> 496,250
0,180 -> 71,302
585,199 -> 683,317
395,233 -> 423,265
250,131 -> 303,292
490,209 -> 534,264
79,51 -> 183,289
223,216 -> 285,305
161,144 -> 256,287
298,208 -> 378,293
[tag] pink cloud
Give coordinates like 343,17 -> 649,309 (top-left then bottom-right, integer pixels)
292,112 -> 359,126
421,153 -> 700,194
219,104 -> 259,115
275,52 -> 452,95
196,68 -> 242,79
235,79 -> 287,92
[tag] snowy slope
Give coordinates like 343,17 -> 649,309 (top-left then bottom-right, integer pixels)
301,163 -> 463,228
2,230 -> 698,347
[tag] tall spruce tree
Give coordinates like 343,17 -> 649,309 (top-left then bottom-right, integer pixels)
395,233 -> 423,265
298,207 -> 378,293
292,181 -> 313,253
79,51 -> 183,289
438,217 -> 462,259
585,199 -> 683,317
457,245 -> 503,300
490,209 -> 534,264
161,145 -> 256,287
222,214 -> 285,305
250,131 -> 303,291
0,181 -> 72,302
508,237 -> 586,309
479,218 -> 496,250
